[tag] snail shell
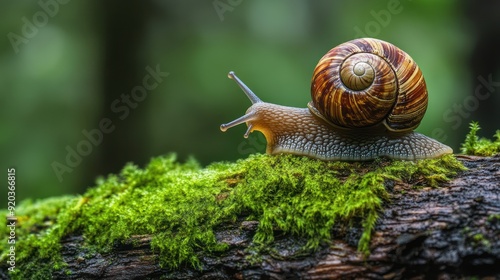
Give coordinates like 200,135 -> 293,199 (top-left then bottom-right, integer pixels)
309,38 -> 427,133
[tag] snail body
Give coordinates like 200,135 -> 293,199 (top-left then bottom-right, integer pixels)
220,38 -> 452,161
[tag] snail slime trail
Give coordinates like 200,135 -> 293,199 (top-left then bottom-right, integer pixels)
220,38 -> 452,161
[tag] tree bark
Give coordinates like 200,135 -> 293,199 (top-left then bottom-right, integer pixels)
45,155 -> 500,279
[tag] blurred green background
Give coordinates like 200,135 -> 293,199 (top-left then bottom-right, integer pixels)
1,0 -> 499,204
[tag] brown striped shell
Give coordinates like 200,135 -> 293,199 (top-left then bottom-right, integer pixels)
309,38 -> 428,132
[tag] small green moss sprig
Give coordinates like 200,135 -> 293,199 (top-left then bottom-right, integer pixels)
0,153 -> 465,277
461,121 -> 500,156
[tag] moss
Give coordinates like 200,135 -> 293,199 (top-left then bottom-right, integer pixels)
462,227 -> 492,249
0,153 -> 465,278
0,196 -> 77,279
487,213 -> 500,223
472,233 -> 491,247
461,122 -> 500,156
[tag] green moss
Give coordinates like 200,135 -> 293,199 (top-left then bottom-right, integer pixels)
0,196 -> 77,279
0,153 -> 465,278
461,121 -> 500,156
488,213 -> 500,223
472,233 -> 490,246
462,227 -> 492,249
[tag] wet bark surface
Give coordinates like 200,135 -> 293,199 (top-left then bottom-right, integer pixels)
20,156 -> 500,279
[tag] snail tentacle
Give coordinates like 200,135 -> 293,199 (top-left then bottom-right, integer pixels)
220,71 -> 261,137
228,71 -> 262,104
220,111 -> 255,133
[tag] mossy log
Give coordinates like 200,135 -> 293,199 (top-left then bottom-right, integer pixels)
35,156 -> 500,278
1,154 -> 499,279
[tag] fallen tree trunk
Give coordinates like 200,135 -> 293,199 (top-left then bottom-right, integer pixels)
46,155 -> 500,279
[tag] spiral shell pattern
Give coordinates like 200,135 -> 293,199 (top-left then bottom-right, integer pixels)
310,38 -> 428,132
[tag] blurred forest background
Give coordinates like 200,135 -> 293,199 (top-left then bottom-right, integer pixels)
1,0 -> 499,204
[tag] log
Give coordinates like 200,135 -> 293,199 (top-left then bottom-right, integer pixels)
44,155 -> 500,279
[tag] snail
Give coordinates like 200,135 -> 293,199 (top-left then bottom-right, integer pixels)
220,38 -> 453,161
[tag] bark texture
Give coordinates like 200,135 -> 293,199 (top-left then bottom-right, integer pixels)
24,156 -> 500,279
